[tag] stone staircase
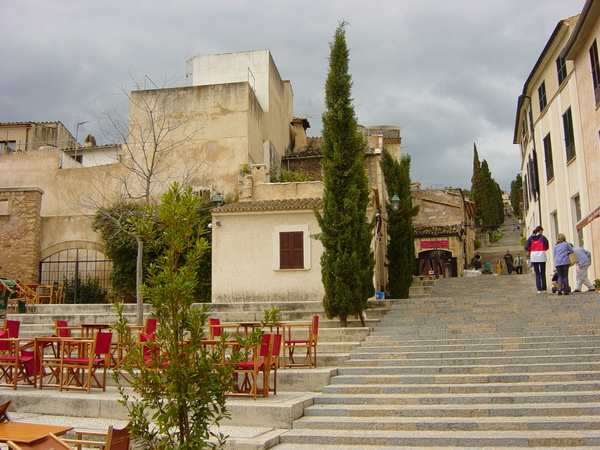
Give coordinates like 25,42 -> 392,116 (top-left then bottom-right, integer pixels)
1,284 -> 437,448
273,275 -> 600,448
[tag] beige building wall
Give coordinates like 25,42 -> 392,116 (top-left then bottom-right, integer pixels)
514,14 -> 594,281
212,207 -> 325,303
565,0 -> 600,280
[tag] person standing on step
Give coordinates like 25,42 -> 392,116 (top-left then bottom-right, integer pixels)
503,250 -> 514,274
572,246 -> 595,292
524,225 -> 549,293
553,233 -> 574,296
513,253 -> 525,275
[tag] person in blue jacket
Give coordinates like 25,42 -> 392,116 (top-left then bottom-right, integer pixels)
524,226 -> 549,293
553,233 -> 574,296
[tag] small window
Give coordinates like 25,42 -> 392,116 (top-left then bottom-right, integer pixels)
543,133 -> 554,181
538,81 -> 547,112
279,231 -> 304,269
556,55 -> 567,86
590,39 -> 600,106
562,107 -> 576,162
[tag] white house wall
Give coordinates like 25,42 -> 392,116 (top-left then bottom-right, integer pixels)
211,209 -> 324,302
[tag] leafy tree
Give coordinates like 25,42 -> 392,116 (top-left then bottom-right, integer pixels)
93,199 -> 213,303
471,144 -> 504,230
315,22 -> 374,327
380,149 -> 419,298
114,183 -> 234,449
510,173 -> 522,218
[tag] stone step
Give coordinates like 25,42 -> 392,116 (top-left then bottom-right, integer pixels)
352,345 -> 600,358
322,380 -> 600,394
344,354 -> 600,366
312,391 -> 600,406
277,428 -> 600,447
328,370 -> 600,385
302,402 -> 600,418
1,388 -> 317,429
336,361 -> 600,375
291,415 -> 600,431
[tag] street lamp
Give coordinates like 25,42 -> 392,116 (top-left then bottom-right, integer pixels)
390,194 -> 400,212
74,120 -> 89,162
211,193 -> 223,207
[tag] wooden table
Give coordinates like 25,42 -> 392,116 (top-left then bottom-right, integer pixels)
0,421 -> 72,444
79,323 -> 111,338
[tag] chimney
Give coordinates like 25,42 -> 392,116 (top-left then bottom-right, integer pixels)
290,118 -> 310,153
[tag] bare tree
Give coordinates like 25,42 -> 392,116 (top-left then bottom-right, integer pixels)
72,76 -> 215,324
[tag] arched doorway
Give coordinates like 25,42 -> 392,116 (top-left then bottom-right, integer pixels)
417,249 -> 457,278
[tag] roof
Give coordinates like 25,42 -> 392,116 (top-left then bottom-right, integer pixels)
564,0 -> 600,58
213,197 -> 323,214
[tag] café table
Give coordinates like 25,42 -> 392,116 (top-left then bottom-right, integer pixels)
0,421 -> 72,444
79,323 -> 111,338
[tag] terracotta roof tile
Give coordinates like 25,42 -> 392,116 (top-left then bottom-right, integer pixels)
213,197 -> 323,213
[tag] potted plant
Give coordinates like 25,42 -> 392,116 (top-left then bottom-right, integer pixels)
594,279 -> 600,291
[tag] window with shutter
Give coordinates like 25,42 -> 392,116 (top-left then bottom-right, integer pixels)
280,231 -> 304,269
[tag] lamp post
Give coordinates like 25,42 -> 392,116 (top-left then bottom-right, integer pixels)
211,193 -> 223,208
390,194 -> 400,212
74,120 -> 89,162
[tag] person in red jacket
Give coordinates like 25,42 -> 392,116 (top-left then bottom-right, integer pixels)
524,225 -> 550,293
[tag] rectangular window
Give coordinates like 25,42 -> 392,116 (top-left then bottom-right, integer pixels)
543,133 -> 554,181
590,39 -> 600,106
562,107 -> 576,162
279,231 -> 304,269
556,55 -> 567,86
572,194 -> 583,246
538,81 -> 547,112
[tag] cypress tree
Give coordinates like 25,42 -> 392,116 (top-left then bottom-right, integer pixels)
380,150 -> 419,298
510,173 -> 522,218
315,22 -> 374,327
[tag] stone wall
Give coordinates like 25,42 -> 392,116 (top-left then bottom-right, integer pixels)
0,188 -> 43,282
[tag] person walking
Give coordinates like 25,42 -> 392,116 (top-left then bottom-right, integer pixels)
572,246 -> 595,292
524,226 -> 549,293
513,253 -> 525,275
553,233 -> 574,296
503,250 -> 514,274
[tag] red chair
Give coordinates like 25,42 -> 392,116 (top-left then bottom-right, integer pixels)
228,333 -> 275,399
63,421 -> 132,450
268,333 -> 282,394
131,318 -> 157,335
0,330 -> 34,389
4,320 -> 20,338
283,315 -> 319,368
138,332 -> 167,368
59,331 -> 113,393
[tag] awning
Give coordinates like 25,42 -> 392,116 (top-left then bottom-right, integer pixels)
576,202 -> 600,231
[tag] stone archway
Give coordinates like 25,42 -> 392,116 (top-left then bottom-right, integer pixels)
417,249 -> 457,278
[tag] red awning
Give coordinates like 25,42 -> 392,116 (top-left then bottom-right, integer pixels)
576,202 -> 600,231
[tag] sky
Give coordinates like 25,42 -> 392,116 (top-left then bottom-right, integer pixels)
0,0 -> 587,191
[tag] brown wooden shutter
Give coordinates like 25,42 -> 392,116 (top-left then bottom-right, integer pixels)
280,231 -> 304,269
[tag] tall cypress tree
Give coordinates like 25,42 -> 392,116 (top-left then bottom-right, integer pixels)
380,150 -> 419,298
315,22 -> 374,327
471,144 -> 488,228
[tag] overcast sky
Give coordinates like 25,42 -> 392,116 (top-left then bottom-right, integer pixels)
0,0 -> 586,191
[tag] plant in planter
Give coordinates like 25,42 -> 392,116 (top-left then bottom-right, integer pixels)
594,279 -> 600,290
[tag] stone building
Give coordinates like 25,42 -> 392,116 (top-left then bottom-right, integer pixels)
411,187 -> 477,278
0,50 -> 294,286
514,0 -> 599,281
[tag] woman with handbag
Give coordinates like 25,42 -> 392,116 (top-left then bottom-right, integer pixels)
553,233 -> 574,296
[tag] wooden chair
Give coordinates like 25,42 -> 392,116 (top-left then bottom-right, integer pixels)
130,318 -> 157,335
0,399 -> 13,422
227,333 -> 275,399
283,315 -> 319,368
15,281 -> 37,312
59,331 -> 113,394
37,336 -> 63,390
268,333 -> 282,394
62,422 -> 132,450
7,433 -> 74,450
0,330 -> 35,389
54,320 -> 83,358
35,284 -> 55,304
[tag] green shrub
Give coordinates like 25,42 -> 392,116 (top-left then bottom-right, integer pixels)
63,274 -> 109,304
